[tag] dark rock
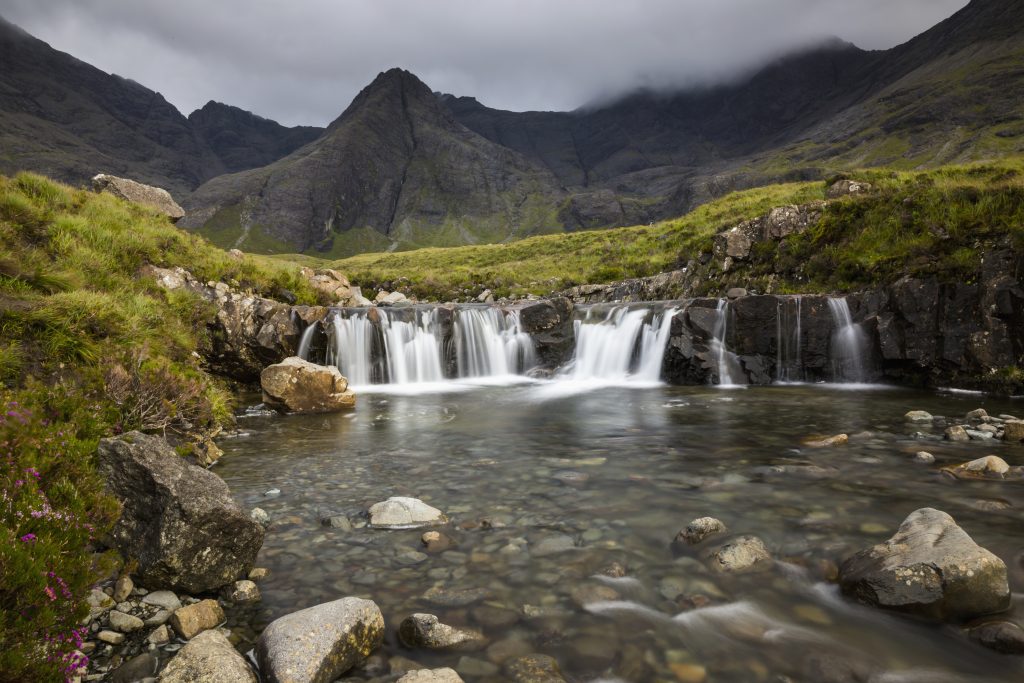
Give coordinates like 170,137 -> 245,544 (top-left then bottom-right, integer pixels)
110,652 -> 158,683
518,298 -> 574,369
967,620 -> 1024,654
97,432 -> 264,593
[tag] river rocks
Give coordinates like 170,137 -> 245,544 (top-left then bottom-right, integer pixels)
967,620 -> 1024,654
98,630 -> 125,645
1004,420 -> 1024,442
803,433 -> 848,448
88,588 -> 115,618
171,599 -> 225,639
913,451 -> 936,464
945,425 -> 971,442
674,517 -> 727,547
399,613 -> 486,651
113,575 -> 134,603
251,507 -> 271,526
964,455 -> 1010,475
223,580 -> 261,603
369,497 -> 446,529
257,597 -> 384,683
397,668 -> 464,683
704,536 -> 772,574
421,530 -> 455,553
108,609 -> 144,633
160,628 -> 258,683
839,508 -> 1009,621
504,654 -> 566,682
97,432 -> 264,593
110,652 -> 158,682
143,590 -> 183,612
423,586 -> 491,608
93,173 -> 185,222
261,357 -> 356,414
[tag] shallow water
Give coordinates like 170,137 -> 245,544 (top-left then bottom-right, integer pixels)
217,383 -> 1024,682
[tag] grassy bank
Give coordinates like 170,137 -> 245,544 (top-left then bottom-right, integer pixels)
0,173 -> 320,681
316,158 -> 1024,301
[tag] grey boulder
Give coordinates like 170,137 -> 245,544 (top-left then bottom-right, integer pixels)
93,173 -> 185,222
158,629 -> 257,682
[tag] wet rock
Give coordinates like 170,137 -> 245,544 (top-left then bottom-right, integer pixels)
966,408 -> 989,420
457,657 -> 499,678
423,586 -> 490,607
1003,420 -> 1024,442
913,451 -> 936,464
261,357 -> 356,414
92,173 -> 184,222
967,620 -> 1024,654
421,530 -> 455,553
142,591 -> 182,612
223,580 -> 260,603
159,629 -> 257,683
945,426 -> 971,442
97,432 -> 264,593
704,536 -> 772,574
801,653 -> 873,683
397,669 -> 464,683
532,535 -> 576,556
368,497 -> 446,529
248,567 -> 270,582
323,515 -> 352,530
668,663 -> 708,683
839,508 -> 1009,621
518,298 -> 574,369
803,434 -> 848,448
904,411 -> 933,423
964,455 -> 1010,475
675,517 -> 728,547
504,654 -> 566,682
257,597 -> 384,683
471,606 -> 519,629
108,610 -> 144,633
398,613 -> 486,651
570,583 -> 621,607
110,652 -> 158,683
171,600 -> 225,640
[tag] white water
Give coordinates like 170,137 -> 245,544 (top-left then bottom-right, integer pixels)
775,297 -> 802,383
379,309 -> 445,385
455,308 -> 536,378
297,322 -> 318,361
560,306 -> 676,383
710,299 -> 744,387
827,297 -> 869,383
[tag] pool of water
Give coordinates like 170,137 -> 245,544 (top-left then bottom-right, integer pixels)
216,382 -> 1024,682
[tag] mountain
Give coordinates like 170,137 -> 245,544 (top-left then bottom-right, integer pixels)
0,17 -> 320,196
180,69 -> 567,256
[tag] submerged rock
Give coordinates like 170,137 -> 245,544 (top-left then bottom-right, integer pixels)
803,433 -> 849,448
97,432 -> 264,593
504,654 -> 566,683
398,613 -> 486,651
159,629 -> 257,682
839,508 -> 1009,621
704,536 -> 772,573
368,497 -> 446,529
674,517 -> 728,547
397,669 -> 464,683
257,597 -> 384,683
261,356 -> 356,414
904,411 -> 933,423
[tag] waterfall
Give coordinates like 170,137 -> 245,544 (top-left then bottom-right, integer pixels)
297,322 -> 318,361
827,297 -> 868,383
775,297 -> 802,383
455,308 -> 536,378
710,300 -> 744,386
562,306 -> 676,383
379,309 -> 445,384
328,312 -> 379,386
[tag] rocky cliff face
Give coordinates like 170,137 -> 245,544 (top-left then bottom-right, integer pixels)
181,69 -> 567,254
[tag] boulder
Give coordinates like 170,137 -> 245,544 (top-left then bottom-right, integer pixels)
839,508 -> 1009,621
257,597 -> 384,683
97,432 -> 264,593
368,497 -> 446,529
93,173 -> 185,222
304,268 -> 351,301
674,517 -> 727,547
171,600 -> 225,640
826,179 -> 872,199
399,613 -> 486,651
260,357 -> 356,413
397,669 -> 464,683
704,536 -> 772,573
159,628 -> 257,683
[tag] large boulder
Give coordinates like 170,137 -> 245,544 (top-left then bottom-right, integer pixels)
93,173 -> 185,222
257,597 -> 384,683
159,629 -> 257,683
261,357 -> 356,413
97,432 -> 264,593
839,508 -> 1009,621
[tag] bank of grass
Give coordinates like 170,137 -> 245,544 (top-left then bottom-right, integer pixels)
0,172 -> 322,681
322,158 -> 1024,300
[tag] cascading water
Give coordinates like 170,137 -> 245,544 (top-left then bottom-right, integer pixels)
327,312 -> 380,386
827,297 -> 868,383
710,299 -> 744,386
561,306 -> 676,383
455,308 -> 536,378
379,309 -> 445,384
775,297 -> 802,383
297,322 -> 318,361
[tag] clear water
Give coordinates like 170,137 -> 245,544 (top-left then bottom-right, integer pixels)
217,384 -> 1024,682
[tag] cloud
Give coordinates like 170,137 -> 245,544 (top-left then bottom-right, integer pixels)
1,0 -> 969,126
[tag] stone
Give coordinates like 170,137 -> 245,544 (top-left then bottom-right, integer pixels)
967,620 -> 1024,654
504,654 -> 566,682
966,408 -> 989,420
803,433 -> 848,448
913,451 -> 936,464
92,173 -> 185,222
143,591 -> 182,612
904,411 -> 933,423
945,425 -> 971,442
839,508 -> 1009,621
1003,420 -> 1024,442
88,588 -> 115,618
98,630 -> 125,645
159,629 -> 257,683
170,600 -> 225,640
668,663 -> 707,683
113,575 -> 134,603
97,433 -> 264,594
223,580 -> 260,603
260,357 -> 356,414
398,613 -> 486,651
704,536 -> 772,574
248,568 -> 270,582
964,455 -> 1010,475
726,287 -> 747,300
250,507 -> 270,527
826,179 -> 872,199
423,586 -> 490,607
193,439 -> 223,467
110,652 -> 158,683
397,668 -> 464,683
108,610 -> 145,633
368,497 -> 446,529
145,610 -> 173,627
675,517 -> 727,547
257,597 -> 384,683
421,530 -> 454,553
532,535 -> 576,556
382,291 -> 409,306
323,515 -> 352,530
148,625 -> 171,645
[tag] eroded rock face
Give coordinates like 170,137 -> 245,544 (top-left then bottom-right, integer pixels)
97,432 -> 264,593
159,628 -> 257,683
93,173 -> 185,222
839,508 -> 1009,621
261,357 -> 356,413
257,597 -> 384,683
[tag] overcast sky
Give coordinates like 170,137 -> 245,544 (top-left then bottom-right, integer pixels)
2,0 -> 968,127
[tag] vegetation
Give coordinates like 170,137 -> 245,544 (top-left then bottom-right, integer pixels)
0,173 -> 322,681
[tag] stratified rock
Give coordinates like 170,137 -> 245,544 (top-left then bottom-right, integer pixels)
675,517 -> 728,547
704,536 -> 772,574
171,600 -> 225,640
839,508 -> 1009,621
257,597 -> 384,683
93,173 -> 185,222
159,628 -> 257,682
97,432 -> 264,593
399,614 -> 486,651
368,497 -> 446,529
397,669 -> 464,683
261,357 -> 356,414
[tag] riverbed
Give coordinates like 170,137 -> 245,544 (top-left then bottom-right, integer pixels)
217,382 -> 1024,682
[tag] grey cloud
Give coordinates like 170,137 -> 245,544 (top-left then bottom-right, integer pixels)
1,0 -> 968,126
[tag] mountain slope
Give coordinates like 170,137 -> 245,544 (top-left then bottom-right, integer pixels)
181,69 -> 567,256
